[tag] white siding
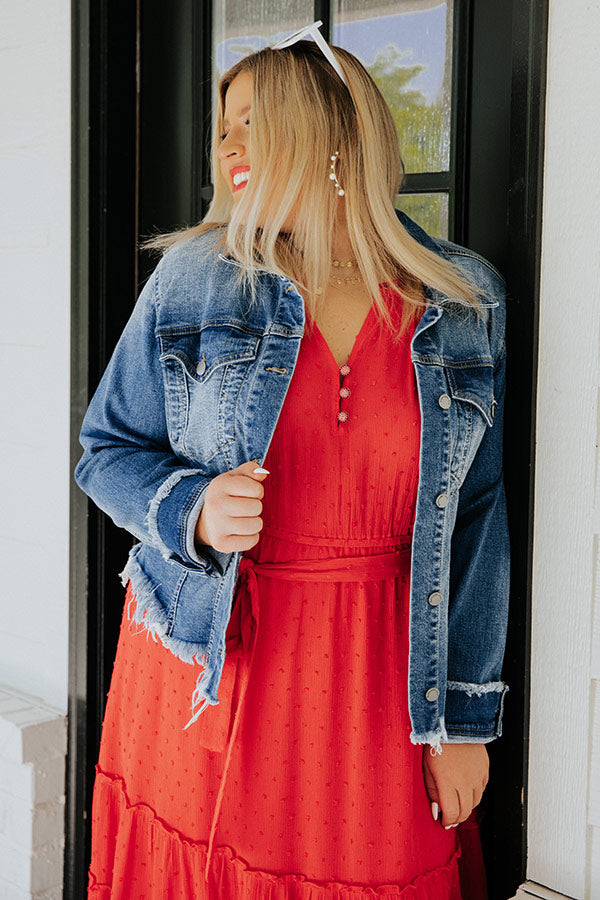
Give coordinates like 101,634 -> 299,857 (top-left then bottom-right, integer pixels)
0,2 -> 70,896
0,2 -> 71,711
523,0 -> 600,897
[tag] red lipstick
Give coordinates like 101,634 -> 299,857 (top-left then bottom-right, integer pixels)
230,165 -> 250,193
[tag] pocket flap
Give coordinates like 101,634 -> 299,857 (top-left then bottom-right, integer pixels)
158,324 -> 260,382
446,364 -> 495,427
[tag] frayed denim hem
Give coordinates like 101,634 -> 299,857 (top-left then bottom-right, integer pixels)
144,468 -> 210,563
409,716 -> 449,755
447,679 -> 508,697
119,549 -> 220,733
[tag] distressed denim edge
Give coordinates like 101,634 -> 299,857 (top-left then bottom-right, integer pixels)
119,549 -> 221,732
144,468 -> 210,562
447,679 -> 509,697
409,715 -> 449,755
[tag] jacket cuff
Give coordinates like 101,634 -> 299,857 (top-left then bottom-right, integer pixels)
443,680 -> 509,742
148,469 -> 215,571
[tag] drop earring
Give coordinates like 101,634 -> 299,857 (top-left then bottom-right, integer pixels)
329,150 -> 345,196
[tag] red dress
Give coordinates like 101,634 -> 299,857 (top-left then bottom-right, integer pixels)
88,288 -> 488,898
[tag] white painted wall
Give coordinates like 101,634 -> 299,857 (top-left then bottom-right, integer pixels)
0,5 -> 70,893
0,2 -> 71,713
522,0 -> 600,898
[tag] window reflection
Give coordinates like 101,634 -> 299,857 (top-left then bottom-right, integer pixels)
213,1 -> 313,76
333,1 -> 453,174
395,192 -> 449,239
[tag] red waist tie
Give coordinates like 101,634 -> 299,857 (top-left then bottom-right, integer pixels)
202,544 -> 412,883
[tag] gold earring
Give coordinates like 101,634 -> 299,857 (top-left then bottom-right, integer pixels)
329,151 -> 345,196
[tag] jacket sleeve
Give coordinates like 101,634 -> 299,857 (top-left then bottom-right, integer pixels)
74,265 -> 219,574
444,314 -> 510,743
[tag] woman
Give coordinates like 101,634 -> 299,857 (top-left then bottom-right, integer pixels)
75,24 -> 510,899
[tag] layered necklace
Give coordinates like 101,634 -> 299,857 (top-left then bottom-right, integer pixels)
330,258 -> 362,286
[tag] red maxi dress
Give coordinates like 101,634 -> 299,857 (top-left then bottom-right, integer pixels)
88,287 -> 488,898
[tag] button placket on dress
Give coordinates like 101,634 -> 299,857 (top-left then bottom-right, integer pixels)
337,363 -> 351,424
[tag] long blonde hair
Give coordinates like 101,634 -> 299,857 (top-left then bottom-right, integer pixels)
140,40 -> 485,341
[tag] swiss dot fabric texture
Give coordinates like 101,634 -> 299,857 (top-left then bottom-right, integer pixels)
88,287 -> 486,898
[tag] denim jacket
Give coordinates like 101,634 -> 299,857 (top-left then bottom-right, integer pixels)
74,211 -> 510,752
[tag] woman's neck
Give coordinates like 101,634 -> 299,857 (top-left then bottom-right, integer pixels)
330,208 -> 355,261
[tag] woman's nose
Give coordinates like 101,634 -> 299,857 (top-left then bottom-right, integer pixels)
218,133 -> 246,160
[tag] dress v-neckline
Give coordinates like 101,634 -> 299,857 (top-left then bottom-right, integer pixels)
311,303 -> 376,370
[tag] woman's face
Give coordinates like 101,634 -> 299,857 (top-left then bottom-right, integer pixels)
218,70 -> 252,205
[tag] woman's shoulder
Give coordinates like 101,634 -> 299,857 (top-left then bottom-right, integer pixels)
158,225 -> 228,273
396,210 -> 505,301
150,226 -> 231,301
429,235 -> 506,300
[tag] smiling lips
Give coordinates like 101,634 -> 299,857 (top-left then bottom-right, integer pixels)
230,165 -> 250,192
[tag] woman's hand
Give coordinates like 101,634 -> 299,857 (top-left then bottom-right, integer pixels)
422,743 -> 489,828
194,459 -> 270,554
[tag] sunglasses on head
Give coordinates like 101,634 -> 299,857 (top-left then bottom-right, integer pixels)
270,20 -> 348,89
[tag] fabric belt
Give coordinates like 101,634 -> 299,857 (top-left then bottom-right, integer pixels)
201,544 -> 412,883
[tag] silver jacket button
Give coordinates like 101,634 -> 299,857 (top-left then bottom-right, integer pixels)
435,492 -> 449,508
438,393 -> 452,409
428,591 -> 443,606
196,357 -> 207,376
425,687 -> 440,702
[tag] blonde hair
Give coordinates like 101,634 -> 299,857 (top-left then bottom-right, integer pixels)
140,40 -> 485,341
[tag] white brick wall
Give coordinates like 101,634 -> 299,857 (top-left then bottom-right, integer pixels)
0,0 -> 71,896
0,0 -> 71,711
0,687 -> 67,898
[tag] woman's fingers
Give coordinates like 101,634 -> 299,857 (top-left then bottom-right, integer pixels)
219,473 -> 265,500
438,785 -> 461,828
227,516 -> 264,536
222,495 -> 263,517
215,534 -> 260,553
196,460 -> 270,552
422,742 -> 489,828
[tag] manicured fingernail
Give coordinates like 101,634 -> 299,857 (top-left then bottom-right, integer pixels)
444,823 -> 459,829
253,467 -> 270,474
431,802 -> 438,821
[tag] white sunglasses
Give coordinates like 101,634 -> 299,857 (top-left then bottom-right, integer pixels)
270,20 -> 348,88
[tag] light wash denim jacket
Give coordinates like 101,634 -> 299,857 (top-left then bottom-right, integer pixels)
74,211 -> 510,752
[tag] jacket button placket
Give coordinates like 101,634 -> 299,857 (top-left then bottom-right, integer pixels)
422,380 -> 452,719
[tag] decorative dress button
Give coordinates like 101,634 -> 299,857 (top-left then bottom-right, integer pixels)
196,357 -> 207,376
340,364 -> 351,376
337,410 -> 349,423
340,386 -> 351,399
425,687 -> 440,702
435,492 -> 449,508
438,393 -> 451,409
428,591 -> 443,606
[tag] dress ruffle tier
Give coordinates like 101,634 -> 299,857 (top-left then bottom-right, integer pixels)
88,768 -> 462,898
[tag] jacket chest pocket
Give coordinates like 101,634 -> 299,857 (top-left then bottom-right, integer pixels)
444,362 -> 495,486
158,325 -> 261,463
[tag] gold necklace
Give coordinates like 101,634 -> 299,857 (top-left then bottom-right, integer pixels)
330,258 -> 362,286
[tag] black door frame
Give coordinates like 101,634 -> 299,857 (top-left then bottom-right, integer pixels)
67,2 -> 547,896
